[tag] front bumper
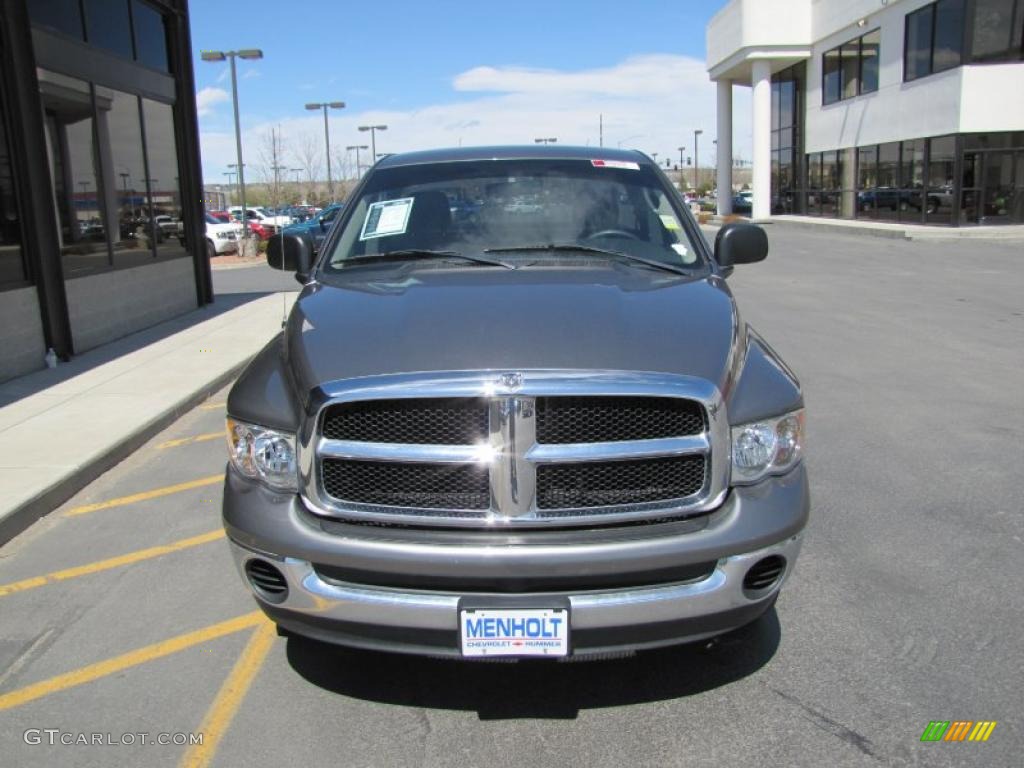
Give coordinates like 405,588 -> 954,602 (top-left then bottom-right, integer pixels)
224,463 -> 808,657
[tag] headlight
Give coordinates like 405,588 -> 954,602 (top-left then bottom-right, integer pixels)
226,418 -> 298,491
730,409 -> 804,485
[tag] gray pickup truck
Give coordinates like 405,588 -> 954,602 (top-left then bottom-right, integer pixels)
223,146 -> 807,660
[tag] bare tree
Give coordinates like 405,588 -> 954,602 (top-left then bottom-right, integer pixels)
255,127 -> 289,205
292,130 -> 323,204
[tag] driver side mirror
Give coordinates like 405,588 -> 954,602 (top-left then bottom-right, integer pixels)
267,232 -> 314,284
714,222 -> 768,275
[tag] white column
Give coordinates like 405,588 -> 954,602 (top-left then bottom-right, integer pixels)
716,79 -> 733,216
751,59 -> 772,220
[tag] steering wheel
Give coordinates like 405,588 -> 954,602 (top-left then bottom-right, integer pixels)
585,228 -> 641,241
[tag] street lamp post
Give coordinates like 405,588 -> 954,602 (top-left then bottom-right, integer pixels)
694,129 -> 703,192
200,48 -> 263,239
305,101 -> 345,201
677,146 -> 686,188
534,137 -> 557,144
346,145 -> 368,178
357,125 -> 387,165
222,171 -> 236,206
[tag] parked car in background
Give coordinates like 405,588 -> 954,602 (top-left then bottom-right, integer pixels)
227,206 -> 292,232
153,214 -> 182,236
205,213 -> 239,257
281,203 -> 344,253
731,192 -> 753,215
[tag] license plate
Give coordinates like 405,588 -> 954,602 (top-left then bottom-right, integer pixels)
459,608 -> 569,658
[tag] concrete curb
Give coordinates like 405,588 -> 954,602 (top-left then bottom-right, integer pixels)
0,361 -> 246,545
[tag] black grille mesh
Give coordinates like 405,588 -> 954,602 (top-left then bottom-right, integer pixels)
536,396 -> 705,443
322,459 -> 490,510
536,455 -> 706,510
322,398 -> 488,444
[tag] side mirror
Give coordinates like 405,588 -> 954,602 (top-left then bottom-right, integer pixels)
714,222 -> 768,273
319,218 -> 327,231
267,232 -> 314,283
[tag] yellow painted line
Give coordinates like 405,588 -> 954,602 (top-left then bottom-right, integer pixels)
180,619 -> 276,768
0,530 -> 225,598
65,474 -> 224,517
0,612 -> 263,711
198,401 -> 226,411
157,432 -> 225,450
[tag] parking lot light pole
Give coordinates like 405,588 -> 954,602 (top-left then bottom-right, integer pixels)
201,48 -> 263,240
306,101 -> 345,202
346,145 -> 368,178
694,129 -> 703,192
357,125 -> 387,165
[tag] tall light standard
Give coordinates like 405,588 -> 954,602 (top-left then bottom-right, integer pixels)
677,146 -> 686,188
200,48 -> 263,238
357,125 -> 387,165
222,171 -> 236,205
694,129 -> 703,192
346,144 -> 368,178
534,137 -> 557,144
305,101 -> 345,201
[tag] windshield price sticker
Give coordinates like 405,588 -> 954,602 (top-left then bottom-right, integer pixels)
591,159 -> 640,170
460,608 -> 569,657
360,197 -> 414,240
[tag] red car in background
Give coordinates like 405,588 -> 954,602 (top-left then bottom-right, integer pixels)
208,211 -> 271,240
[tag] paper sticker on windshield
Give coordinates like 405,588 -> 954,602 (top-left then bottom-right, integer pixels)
591,159 -> 640,170
660,214 -> 681,231
360,197 -> 414,240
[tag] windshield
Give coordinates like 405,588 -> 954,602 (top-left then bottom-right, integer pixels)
322,159 -> 702,273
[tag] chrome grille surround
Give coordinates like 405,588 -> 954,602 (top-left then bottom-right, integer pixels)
299,370 -> 729,528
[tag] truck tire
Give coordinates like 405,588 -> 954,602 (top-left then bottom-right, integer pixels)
206,239 -> 216,260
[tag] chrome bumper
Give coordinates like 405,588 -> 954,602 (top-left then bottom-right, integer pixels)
228,533 -> 802,656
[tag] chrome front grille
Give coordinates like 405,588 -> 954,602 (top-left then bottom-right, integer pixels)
301,371 -> 729,528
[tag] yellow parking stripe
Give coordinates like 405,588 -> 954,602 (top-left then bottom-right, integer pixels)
198,401 -> 226,411
0,612 -> 263,711
180,620 -> 276,768
157,432 -> 224,450
0,530 -> 225,598
64,474 -> 224,517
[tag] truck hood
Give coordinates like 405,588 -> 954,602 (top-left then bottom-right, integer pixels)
284,266 -> 741,397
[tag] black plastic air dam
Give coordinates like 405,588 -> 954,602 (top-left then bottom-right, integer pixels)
245,558 -> 289,603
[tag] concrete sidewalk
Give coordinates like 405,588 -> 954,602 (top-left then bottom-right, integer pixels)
0,291 -> 297,543
754,214 -> 1024,241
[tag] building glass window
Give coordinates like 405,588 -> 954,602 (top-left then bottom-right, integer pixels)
1,71 -> 29,289
96,86 -> 157,267
857,146 -> 879,218
141,99 -> 187,261
39,71 -> 111,275
877,142 -> 901,222
132,1 -> 169,72
841,40 -> 860,99
83,0 -> 134,60
771,64 -> 804,214
929,136 -> 957,224
806,152 -> 822,216
905,4 -> 935,81
900,139 -> 926,223
823,47 -> 841,105
27,0 -> 85,40
861,29 -> 881,93
971,0 -> 1024,61
823,29 -> 879,104
933,0 -> 966,71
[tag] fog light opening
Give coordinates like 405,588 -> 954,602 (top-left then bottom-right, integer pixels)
742,555 -> 786,596
244,558 -> 289,603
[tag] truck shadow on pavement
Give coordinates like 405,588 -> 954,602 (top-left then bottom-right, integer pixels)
285,608 -> 780,720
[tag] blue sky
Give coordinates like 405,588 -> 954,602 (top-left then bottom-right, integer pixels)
191,1 -> 749,183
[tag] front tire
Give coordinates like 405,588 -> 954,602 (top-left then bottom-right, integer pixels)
206,239 -> 216,260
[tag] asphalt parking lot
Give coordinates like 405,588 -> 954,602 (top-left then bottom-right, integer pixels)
0,226 -> 1021,767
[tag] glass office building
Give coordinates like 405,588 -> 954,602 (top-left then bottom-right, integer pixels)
707,0 -> 1024,225
0,0 -> 209,381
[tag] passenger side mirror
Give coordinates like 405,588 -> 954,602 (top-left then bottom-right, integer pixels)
714,222 -> 768,274
267,232 -> 314,283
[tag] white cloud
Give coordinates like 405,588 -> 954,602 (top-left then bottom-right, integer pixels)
198,54 -> 753,182
196,86 -> 229,117
242,68 -> 260,80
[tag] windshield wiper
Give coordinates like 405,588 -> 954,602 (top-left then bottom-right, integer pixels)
344,249 -> 516,269
484,243 -> 692,276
